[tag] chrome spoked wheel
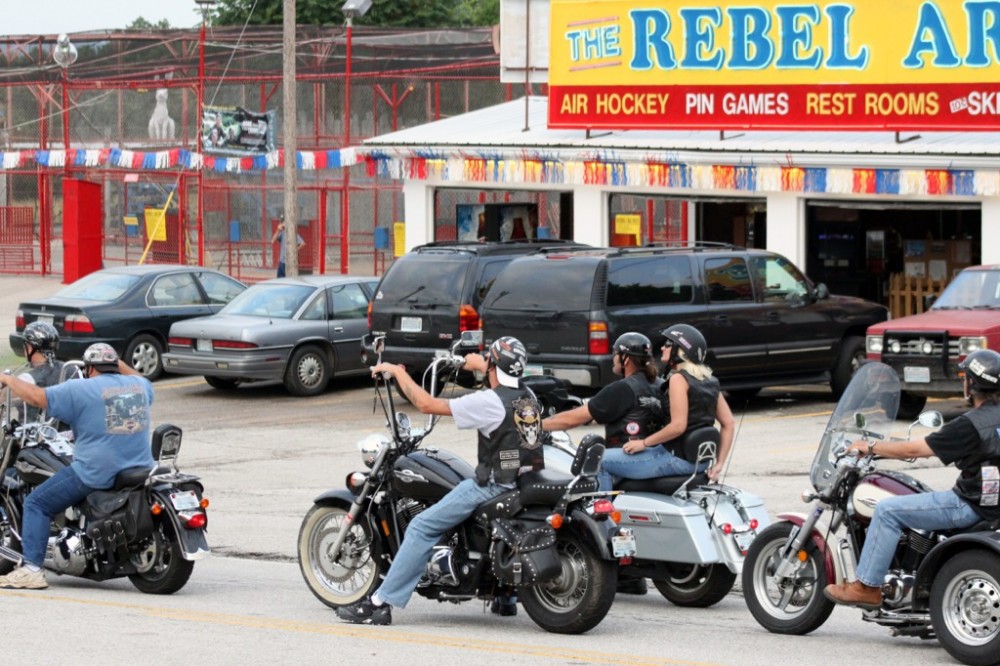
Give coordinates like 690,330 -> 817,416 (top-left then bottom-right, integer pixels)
298,504 -> 380,608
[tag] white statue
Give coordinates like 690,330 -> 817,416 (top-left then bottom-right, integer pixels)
148,88 -> 175,141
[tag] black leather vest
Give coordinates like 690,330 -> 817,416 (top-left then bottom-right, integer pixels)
604,373 -> 664,448
475,385 -> 545,486
955,402 -> 1000,518
662,369 -> 719,455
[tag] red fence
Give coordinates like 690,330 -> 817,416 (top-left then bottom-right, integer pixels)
0,207 -> 36,273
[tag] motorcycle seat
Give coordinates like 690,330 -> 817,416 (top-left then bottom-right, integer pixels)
113,466 -> 152,490
517,470 -> 598,506
614,473 -> 709,495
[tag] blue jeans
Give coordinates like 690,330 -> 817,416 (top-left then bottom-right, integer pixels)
855,490 -> 981,587
276,262 -> 286,278
377,478 -> 505,608
22,466 -> 97,567
598,445 -> 703,491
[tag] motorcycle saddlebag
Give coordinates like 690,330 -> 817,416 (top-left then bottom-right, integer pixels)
84,489 -> 154,549
490,518 -> 560,586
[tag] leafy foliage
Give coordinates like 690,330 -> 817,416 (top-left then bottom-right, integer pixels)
126,17 -> 174,31
213,0 -> 500,27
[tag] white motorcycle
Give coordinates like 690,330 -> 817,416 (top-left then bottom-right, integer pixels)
545,428 -> 769,606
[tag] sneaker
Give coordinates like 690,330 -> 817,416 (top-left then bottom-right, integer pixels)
0,566 -> 48,590
490,595 -> 517,616
336,597 -> 392,625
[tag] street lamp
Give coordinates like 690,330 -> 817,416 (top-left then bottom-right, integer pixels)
53,33 -> 77,159
339,0 -> 370,273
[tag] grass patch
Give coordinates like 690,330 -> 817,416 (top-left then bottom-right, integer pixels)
0,349 -> 21,372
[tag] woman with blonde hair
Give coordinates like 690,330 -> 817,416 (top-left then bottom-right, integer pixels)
597,323 -> 735,490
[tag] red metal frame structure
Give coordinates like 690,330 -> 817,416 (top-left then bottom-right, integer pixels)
0,26 -> 510,279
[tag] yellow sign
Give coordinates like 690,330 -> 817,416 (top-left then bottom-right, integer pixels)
548,0 -> 1000,130
123,215 -> 138,227
144,209 -> 167,242
614,214 -> 641,243
393,222 -> 406,257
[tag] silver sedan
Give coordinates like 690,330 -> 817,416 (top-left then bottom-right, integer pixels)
162,275 -> 377,396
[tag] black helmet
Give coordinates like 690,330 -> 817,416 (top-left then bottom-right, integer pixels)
488,336 -> 527,388
960,349 -> 1000,392
613,332 -> 652,361
661,324 -> 708,364
23,321 -> 59,358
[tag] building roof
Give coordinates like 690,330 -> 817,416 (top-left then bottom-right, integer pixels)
361,96 -> 1000,169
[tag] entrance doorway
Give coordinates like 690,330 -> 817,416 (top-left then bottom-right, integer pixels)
696,200 -> 767,248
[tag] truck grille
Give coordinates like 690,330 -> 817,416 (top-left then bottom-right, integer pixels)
883,332 -> 958,358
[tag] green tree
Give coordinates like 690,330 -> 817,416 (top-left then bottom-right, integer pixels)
213,0 -> 499,27
126,17 -> 173,31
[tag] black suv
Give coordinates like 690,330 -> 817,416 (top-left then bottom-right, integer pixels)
479,243 -> 888,397
369,239 -> 586,386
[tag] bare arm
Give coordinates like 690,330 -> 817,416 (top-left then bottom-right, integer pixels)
708,394 -> 735,481
0,374 -> 46,408
847,438 -> 935,460
270,226 -> 282,243
118,360 -> 140,377
542,404 -> 596,431
371,362 -> 452,416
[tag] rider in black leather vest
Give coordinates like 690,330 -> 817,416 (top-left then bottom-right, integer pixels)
662,369 -> 720,459
476,384 -> 544,486
604,373 -> 664,448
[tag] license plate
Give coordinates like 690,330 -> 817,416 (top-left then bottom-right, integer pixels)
400,316 -> 422,333
523,364 -> 544,377
904,366 -> 931,383
197,338 -> 213,352
612,534 -> 637,557
734,531 -> 755,553
170,490 -> 200,510
35,314 -> 53,325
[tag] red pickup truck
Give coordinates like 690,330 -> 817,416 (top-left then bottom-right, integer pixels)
865,265 -> 998,419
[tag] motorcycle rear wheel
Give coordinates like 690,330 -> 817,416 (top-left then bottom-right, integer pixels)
930,549 -> 1000,666
519,531 -> 617,634
652,563 -> 735,607
128,519 -> 194,595
742,521 -> 834,635
298,503 -> 381,608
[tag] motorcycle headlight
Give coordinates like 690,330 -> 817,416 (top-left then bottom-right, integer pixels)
357,433 -> 391,468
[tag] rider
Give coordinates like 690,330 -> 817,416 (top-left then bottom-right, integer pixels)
825,348 -> 1000,609
540,331 -> 664,595
0,343 -> 154,590
629,324 -> 735,485
337,336 -> 544,626
9,321 -> 65,422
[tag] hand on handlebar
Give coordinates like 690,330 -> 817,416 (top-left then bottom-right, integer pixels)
371,362 -> 401,382
846,440 -> 870,458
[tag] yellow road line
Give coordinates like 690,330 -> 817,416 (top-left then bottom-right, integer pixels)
3,591 -> 716,666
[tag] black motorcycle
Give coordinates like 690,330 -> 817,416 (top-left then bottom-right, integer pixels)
297,333 -> 623,634
0,363 -> 209,594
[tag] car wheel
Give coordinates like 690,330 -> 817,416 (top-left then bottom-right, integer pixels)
897,391 -> 928,421
830,336 -> 865,399
125,334 -> 164,380
205,376 -> 240,390
284,345 -> 330,396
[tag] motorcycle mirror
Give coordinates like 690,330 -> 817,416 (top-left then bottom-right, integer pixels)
457,330 -> 484,349
396,411 -> 411,432
854,412 -> 867,429
917,410 -> 943,428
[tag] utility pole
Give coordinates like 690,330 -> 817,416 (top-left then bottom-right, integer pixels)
282,0 -> 299,275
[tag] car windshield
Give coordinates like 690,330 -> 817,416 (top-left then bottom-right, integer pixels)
932,270 -> 1000,309
220,284 -> 315,318
55,272 -> 141,301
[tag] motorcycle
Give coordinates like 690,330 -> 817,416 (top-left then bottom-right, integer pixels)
0,362 -> 209,594
544,427 -> 770,607
743,360 -> 1000,666
297,332 -> 627,634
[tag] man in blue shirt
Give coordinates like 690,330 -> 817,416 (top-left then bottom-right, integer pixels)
0,343 -> 154,590
270,214 -> 305,278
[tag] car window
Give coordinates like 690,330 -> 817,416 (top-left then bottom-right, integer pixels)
704,258 -> 754,303
221,284 -> 314,318
474,260 -> 512,306
195,271 -> 245,305
149,273 -> 204,307
751,256 -> 810,302
483,258 -> 595,312
55,272 -> 140,301
608,256 -> 694,306
331,283 -> 369,319
933,270 -> 1000,309
300,291 -> 327,321
376,255 -> 467,304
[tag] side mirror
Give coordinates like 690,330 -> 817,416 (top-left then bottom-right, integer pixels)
854,412 -> 867,429
814,283 -> 830,300
917,410 -> 943,428
457,330 -> 483,349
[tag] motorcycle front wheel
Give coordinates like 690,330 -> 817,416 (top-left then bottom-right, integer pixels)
742,521 -> 834,635
298,503 -> 382,608
930,549 -> 1000,666
0,496 -> 21,576
128,518 -> 195,595
652,563 -> 736,607
519,531 -> 617,634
